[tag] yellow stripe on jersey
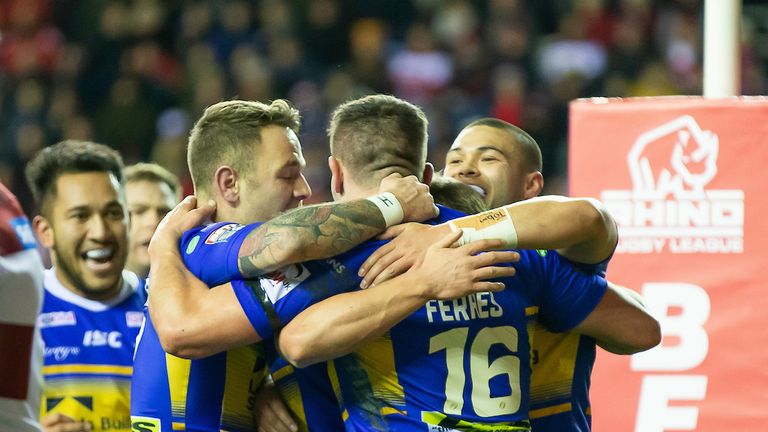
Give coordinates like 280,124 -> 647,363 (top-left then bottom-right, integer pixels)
273,363 -> 308,432
221,346 -> 267,430
165,353 -> 191,420
355,332 -> 405,407
525,306 -> 539,316
272,364 -> 294,381
529,324 -> 580,405
327,360 -> 343,406
422,411 -> 531,431
585,406 -> 591,416
42,364 -> 133,376
529,402 -> 572,419
172,421 -> 185,430
381,406 -> 402,416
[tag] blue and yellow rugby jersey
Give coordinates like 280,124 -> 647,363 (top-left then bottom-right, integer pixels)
131,221 -> 344,431
230,207 -> 609,431
39,268 -> 146,431
529,257 -> 608,432
131,222 -> 267,431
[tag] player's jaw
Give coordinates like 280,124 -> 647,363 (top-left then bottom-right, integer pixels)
54,236 -> 126,299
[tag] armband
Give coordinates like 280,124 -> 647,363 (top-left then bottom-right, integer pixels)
448,207 -> 518,248
366,192 -> 404,228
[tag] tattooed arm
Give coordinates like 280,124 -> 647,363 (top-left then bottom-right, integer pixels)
237,173 -> 438,277
238,200 -> 385,277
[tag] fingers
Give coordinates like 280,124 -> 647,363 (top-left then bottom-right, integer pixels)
472,281 -> 506,292
472,265 -> 517,281
359,242 -> 395,277
377,224 -> 406,240
459,238 -> 508,255
267,396 -> 298,432
471,251 -> 520,267
370,257 -> 411,286
361,248 -> 404,288
41,413 -> 91,432
433,229 -> 463,249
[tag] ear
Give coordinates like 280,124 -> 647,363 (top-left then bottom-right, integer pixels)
523,171 -> 544,199
214,165 -> 239,205
328,156 -> 344,195
33,215 -> 54,249
422,162 -> 435,186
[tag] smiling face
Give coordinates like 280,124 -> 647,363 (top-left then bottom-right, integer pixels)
444,125 -> 536,208
236,125 -> 312,221
37,172 -> 128,300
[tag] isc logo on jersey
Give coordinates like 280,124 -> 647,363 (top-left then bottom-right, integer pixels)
601,115 -> 744,254
260,264 -> 310,303
205,223 -> 245,244
83,330 -> 123,348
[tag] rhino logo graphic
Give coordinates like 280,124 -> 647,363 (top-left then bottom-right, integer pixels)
628,115 -> 719,198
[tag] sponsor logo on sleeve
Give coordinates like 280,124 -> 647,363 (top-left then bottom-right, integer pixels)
205,223 -> 246,244
38,311 -> 77,328
601,115 -> 744,254
260,264 -> 311,303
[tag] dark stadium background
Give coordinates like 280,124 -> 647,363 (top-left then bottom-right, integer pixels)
2,0 -> 766,215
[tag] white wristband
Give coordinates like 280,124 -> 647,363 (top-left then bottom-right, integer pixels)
367,192 -> 404,228
448,207 -> 518,249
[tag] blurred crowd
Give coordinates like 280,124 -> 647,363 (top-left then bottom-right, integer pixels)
2,0 -> 766,213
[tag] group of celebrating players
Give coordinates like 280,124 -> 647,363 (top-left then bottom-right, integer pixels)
0,93 -> 660,432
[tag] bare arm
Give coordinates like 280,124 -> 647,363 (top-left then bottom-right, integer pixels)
359,195 -> 617,286
237,173 -> 438,277
278,232 -> 519,367
147,197 -> 259,358
572,282 -> 661,355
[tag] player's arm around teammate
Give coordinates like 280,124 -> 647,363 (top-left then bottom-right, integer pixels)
147,195 -> 517,359
280,196 -> 659,367
361,195 -> 661,354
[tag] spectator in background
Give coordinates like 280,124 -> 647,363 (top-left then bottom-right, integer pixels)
124,163 -> 180,279
25,141 -> 146,432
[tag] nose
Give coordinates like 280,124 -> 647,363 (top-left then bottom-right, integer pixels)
294,174 -> 312,201
88,214 -> 112,241
457,158 -> 479,177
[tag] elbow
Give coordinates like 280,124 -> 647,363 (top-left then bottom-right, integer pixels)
278,328 -> 316,368
154,321 -> 210,360
611,315 -> 662,355
634,315 -> 662,352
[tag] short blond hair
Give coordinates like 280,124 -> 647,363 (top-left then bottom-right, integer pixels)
187,99 -> 300,195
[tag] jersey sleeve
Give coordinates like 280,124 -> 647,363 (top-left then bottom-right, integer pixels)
230,241 -> 383,340
527,250 -> 608,333
179,221 -> 262,286
0,183 -> 37,256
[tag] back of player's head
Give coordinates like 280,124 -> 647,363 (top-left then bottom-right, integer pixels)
25,140 -> 125,217
465,118 -> 542,173
187,99 -> 301,196
328,94 -> 428,187
125,162 -> 181,201
430,175 -> 488,215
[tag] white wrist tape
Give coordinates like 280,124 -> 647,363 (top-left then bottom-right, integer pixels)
367,192 -> 404,228
448,207 -> 518,249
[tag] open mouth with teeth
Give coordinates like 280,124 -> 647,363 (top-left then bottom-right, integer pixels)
82,247 -> 117,273
466,184 -> 487,197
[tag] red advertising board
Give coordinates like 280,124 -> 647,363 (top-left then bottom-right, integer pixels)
569,97 -> 768,431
